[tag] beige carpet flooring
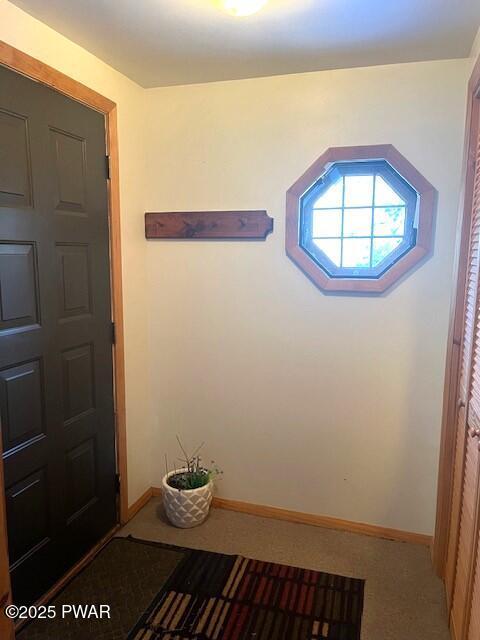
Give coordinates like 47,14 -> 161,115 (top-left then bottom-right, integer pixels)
118,497 -> 450,640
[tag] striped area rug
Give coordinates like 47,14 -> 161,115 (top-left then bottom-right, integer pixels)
128,545 -> 364,640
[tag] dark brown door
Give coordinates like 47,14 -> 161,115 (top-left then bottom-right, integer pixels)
0,65 -> 117,605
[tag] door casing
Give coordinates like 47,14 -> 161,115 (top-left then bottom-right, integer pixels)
0,40 -> 128,639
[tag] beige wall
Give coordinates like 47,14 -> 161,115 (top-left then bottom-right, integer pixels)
144,59 -> 470,535
0,0 -> 152,505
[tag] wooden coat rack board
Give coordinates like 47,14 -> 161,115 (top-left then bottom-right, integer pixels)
145,210 -> 274,240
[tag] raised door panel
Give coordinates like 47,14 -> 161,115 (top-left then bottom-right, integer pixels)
0,243 -> 39,332
65,438 -> 97,525
56,243 -> 92,321
0,109 -> 32,209
50,127 -> 87,216
0,360 -> 45,454
61,344 -> 95,426
5,469 -> 50,569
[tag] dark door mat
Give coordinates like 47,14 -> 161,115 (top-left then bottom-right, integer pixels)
17,536 -> 185,640
129,547 -> 365,639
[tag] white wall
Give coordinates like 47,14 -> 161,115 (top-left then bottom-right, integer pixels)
0,0 -> 152,505
144,59 -> 470,535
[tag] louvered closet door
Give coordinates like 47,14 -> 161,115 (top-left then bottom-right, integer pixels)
465,129 -> 480,640
446,108 -> 480,606
449,107 -> 480,640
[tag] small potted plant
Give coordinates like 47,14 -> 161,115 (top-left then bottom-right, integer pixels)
162,438 -> 222,528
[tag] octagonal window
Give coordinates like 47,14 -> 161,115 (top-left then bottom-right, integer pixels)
300,160 -> 417,279
286,145 -> 436,293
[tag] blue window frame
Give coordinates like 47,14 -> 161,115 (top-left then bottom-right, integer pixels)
299,160 -> 419,279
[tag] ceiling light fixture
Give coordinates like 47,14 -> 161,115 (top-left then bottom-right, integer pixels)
222,0 -> 269,17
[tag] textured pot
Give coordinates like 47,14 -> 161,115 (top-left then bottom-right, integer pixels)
162,469 -> 213,528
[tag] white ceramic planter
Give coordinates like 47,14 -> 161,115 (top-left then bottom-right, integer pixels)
162,469 -> 213,528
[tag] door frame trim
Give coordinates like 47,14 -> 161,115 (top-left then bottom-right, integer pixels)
0,40 -> 129,637
433,53 -> 480,581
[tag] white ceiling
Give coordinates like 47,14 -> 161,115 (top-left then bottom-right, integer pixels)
10,0 -> 480,87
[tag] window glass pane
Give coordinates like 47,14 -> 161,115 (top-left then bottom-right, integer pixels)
313,209 -> 342,237
343,208 -> 372,237
373,207 -> 405,236
344,175 -> 374,207
372,237 -> 402,266
313,179 -> 343,209
342,238 -> 371,268
374,176 -> 404,206
314,239 -> 341,266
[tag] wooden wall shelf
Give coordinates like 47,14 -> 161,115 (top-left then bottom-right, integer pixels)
145,210 -> 274,240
